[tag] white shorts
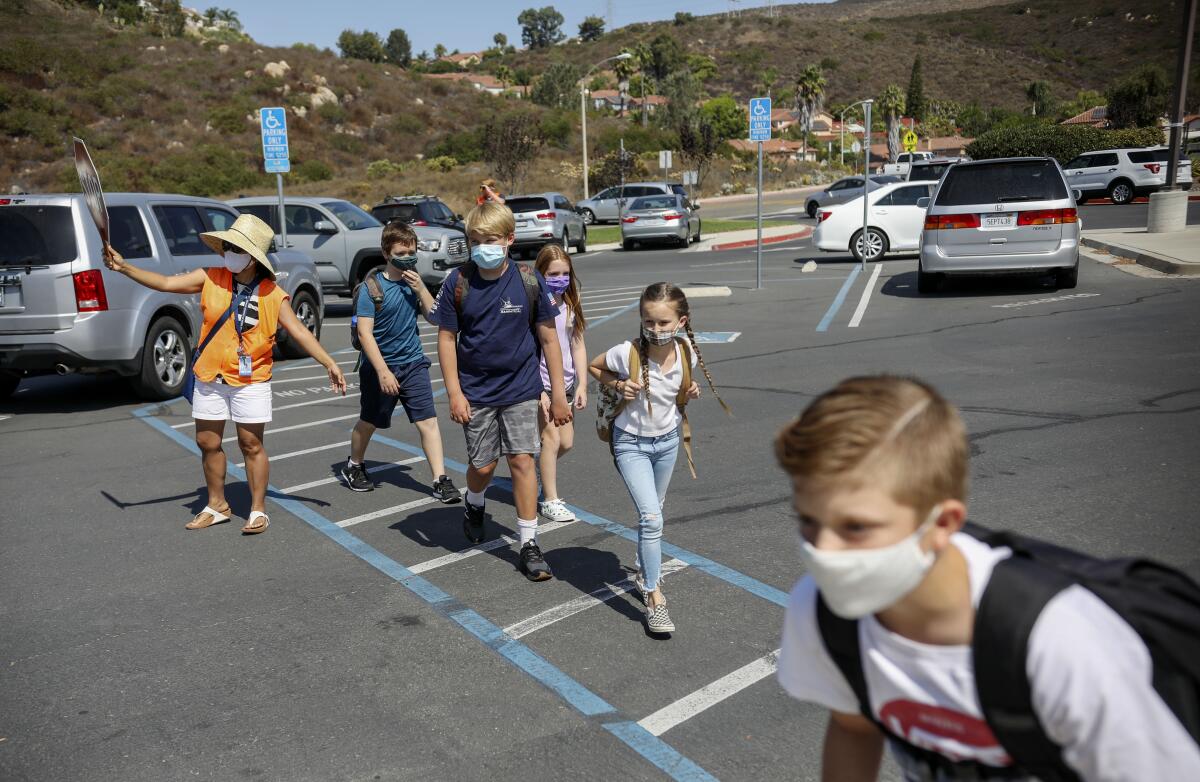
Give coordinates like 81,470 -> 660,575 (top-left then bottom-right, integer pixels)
192,379 -> 273,424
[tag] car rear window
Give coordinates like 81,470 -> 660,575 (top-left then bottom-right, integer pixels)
0,205 -> 77,265
507,197 -> 550,214
935,161 -> 1067,206
373,204 -> 421,223
632,196 -> 677,210
1128,149 -> 1187,163
908,164 -> 951,182
670,184 -> 687,197
235,204 -> 280,232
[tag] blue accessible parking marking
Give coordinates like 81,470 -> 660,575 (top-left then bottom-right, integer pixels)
691,332 -> 740,343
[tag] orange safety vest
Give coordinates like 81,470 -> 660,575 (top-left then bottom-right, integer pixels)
192,268 -> 287,386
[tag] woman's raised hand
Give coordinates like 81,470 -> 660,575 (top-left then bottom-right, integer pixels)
102,243 -> 126,273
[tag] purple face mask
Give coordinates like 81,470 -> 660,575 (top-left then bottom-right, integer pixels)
545,273 -> 571,294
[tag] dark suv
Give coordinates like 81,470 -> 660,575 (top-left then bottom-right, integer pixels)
370,195 -> 465,233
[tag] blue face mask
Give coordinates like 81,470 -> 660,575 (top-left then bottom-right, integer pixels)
471,243 -> 507,269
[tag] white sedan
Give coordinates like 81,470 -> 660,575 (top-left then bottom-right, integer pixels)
812,180 -> 936,262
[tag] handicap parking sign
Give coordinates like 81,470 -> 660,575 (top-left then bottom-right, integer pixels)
749,97 -> 772,142
259,107 -> 290,174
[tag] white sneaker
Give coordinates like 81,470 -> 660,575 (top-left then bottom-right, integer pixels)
538,498 -> 576,522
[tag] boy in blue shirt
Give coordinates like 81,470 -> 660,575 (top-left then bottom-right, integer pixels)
342,222 -> 460,504
432,202 -> 571,582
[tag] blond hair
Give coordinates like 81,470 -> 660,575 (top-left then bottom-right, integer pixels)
464,201 -> 514,239
775,376 -> 967,513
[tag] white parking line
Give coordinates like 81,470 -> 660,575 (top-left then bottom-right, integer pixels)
275,358 -> 358,373
336,496 -> 439,528
582,284 -> 648,296
406,520 -> 576,574
223,412 -> 361,442
586,304 -> 638,314
581,292 -> 640,304
503,559 -> 689,640
241,440 -> 346,465
992,293 -> 1100,309
847,262 -> 884,328
282,456 -> 425,493
637,650 -> 780,737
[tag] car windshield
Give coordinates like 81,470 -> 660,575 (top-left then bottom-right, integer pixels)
321,200 -> 381,230
908,164 -> 952,182
0,205 -> 77,265
373,204 -> 421,223
506,197 -> 550,214
935,161 -> 1067,206
632,196 -> 677,210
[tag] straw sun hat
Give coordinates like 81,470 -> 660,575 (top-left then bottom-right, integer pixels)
200,213 -> 277,279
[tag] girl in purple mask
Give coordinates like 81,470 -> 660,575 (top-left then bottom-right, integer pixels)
533,244 -> 588,523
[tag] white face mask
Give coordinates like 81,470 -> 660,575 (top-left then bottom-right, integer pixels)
223,251 -> 252,274
798,505 -> 941,619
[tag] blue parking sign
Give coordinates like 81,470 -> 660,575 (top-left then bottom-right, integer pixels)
259,107 -> 290,174
749,97 -> 772,142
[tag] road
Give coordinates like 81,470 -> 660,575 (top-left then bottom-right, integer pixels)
3,227 -> 1199,781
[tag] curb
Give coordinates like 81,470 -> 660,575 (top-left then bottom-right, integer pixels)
709,227 -> 813,252
1079,236 -> 1200,276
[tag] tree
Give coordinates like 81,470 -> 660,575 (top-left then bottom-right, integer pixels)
385,28 -> 411,67
518,6 -> 565,49
793,64 -> 827,162
699,96 -> 746,141
756,67 -> 779,98
493,32 -> 507,48
658,70 -> 701,131
482,112 -> 545,192
530,62 -> 580,110
905,56 -> 926,122
579,15 -> 605,42
433,42 -> 448,59
1106,65 -> 1169,128
686,53 -> 717,83
677,114 -> 722,193
674,12 -> 695,25
496,65 -> 514,91
1059,89 -> 1105,121
1025,80 -> 1053,118
613,50 -> 638,117
337,30 -> 386,63
632,41 -> 654,127
648,33 -> 683,82
878,84 -> 906,163
216,8 -> 240,31
203,7 -> 218,25
513,67 -> 533,98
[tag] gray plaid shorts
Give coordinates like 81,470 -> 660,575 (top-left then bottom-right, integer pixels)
463,399 -> 541,467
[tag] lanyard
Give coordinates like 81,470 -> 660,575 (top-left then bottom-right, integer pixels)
231,274 -> 261,354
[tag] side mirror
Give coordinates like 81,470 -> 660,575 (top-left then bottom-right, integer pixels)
456,214 -> 463,221
314,220 -> 338,234
692,202 -> 700,210
916,197 -> 930,209
268,238 -> 278,253
1071,189 -> 1083,202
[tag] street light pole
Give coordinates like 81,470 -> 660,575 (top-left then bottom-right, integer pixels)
579,52 -> 633,201
842,98 -> 874,269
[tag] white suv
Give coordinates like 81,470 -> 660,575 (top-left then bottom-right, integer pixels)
1062,147 -> 1193,205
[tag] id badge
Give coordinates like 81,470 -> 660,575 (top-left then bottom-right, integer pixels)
238,353 -> 253,378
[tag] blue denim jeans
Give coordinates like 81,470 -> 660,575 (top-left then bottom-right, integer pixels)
612,426 -> 680,591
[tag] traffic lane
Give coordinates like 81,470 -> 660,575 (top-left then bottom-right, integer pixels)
1077,200 -> 1200,230
690,188 -> 817,222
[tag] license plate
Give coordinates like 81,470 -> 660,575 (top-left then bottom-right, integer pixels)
643,218 -> 662,226
516,220 -> 529,228
0,286 -> 20,309
981,212 -> 1016,229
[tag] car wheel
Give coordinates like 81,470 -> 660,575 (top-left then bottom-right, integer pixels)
623,239 -> 636,251
1108,180 -> 1134,205
282,289 -> 322,359
1055,263 -> 1079,290
131,316 -> 190,400
916,266 -> 942,294
694,220 -> 702,242
576,226 -> 587,254
850,228 -> 888,263
806,201 -> 818,219
681,230 -> 691,248
0,370 -> 19,399
581,209 -> 596,225
1075,196 -> 1088,205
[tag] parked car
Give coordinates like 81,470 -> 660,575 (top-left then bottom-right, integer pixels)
813,181 -> 936,262
879,151 -> 935,177
506,193 -> 587,257
370,194 -> 465,234
228,196 -> 467,294
620,194 -> 702,250
918,157 -> 1081,293
575,182 -> 687,224
0,193 -> 324,400
1062,147 -> 1193,205
804,175 -> 902,218
906,158 -> 962,182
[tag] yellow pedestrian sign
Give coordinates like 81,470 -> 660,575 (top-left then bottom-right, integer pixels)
902,129 -> 919,153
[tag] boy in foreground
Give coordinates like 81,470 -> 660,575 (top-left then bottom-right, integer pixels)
775,375 -> 1200,781
342,221 -> 459,503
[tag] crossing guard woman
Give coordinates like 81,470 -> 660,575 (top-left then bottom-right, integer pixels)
104,213 -> 346,534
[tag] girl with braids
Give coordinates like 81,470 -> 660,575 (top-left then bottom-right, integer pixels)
588,282 -> 730,634
533,244 -> 588,522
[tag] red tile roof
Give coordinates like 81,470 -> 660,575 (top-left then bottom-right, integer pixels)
1060,106 -> 1109,127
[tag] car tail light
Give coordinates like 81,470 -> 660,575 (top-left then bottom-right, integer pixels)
1142,163 -> 1161,175
622,216 -> 638,223
1017,208 -> 1077,226
0,198 -> 10,205
73,270 -> 108,312
536,211 -> 556,220
818,210 -> 833,223
412,219 -> 428,226
927,213 -> 981,230
662,212 -> 682,221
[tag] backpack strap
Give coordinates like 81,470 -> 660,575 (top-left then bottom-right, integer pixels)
674,337 -> 697,479
815,596 -> 877,725
610,342 -> 640,424
516,262 -> 540,328
364,270 -> 385,312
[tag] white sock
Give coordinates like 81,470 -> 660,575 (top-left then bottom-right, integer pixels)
517,518 -> 538,546
466,489 -> 486,507
347,457 -> 361,467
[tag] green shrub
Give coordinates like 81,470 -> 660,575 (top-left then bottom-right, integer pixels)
539,111 -> 573,150
425,155 -> 458,172
207,105 -> 248,135
965,124 -> 1165,165
366,159 -> 400,179
293,159 -> 333,183
316,102 -> 347,124
427,129 -> 483,162
393,112 -> 425,136
863,30 -> 884,42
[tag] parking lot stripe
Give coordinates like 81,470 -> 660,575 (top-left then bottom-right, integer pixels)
587,301 -> 640,329
275,358 -> 358,373
582,293 -> 641,304
281,456 -> 426,493
847,262 -> 884,328
134,407 -> 717,781
582,284 -> 648,296
816,264 -> 862,332
637,650 -> 780,737
238,440 -> 346,465
222,412 -> 361,441
587,304 -> 639,314
337,496 -> 438,528
407,520 -> 577,574
503,559 -> 689,640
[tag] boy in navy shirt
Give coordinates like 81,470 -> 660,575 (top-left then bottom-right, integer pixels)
342,222 -> 460,503
432,202 -> 571,581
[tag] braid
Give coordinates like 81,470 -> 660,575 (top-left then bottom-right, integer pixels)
684,321 -> 732,416
638,334 -> 652,415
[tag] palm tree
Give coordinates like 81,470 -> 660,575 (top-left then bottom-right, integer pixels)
216,8 -> 240,31
632,42 -> 653,127
877,84 -> 907,164
496,65 -> 514,93
613,49 -> 637,118
793,64 -> 826,163
1025,80 -> 1051,117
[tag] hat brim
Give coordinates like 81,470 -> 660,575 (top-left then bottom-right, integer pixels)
200,229 -> 276,280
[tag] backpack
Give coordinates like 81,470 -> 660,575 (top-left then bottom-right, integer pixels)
349,270 -> 385,352
452,260 -> 540,328
594,337 -> 698,479
816,521 -> 1200,782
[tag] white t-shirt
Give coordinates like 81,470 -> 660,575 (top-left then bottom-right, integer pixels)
605,339 -> 697,438
778,532 -> 1200,781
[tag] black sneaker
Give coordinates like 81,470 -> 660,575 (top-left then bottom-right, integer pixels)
463,500 -> 486,544
432,475 -> 462,504
340,461 -> 372,492
519,541 -> 553,582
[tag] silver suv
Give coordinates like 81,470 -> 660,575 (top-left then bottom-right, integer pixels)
918,157 -> 1081,292
1062,147 -> 1193,205
506,193 -> 587,258
575,182 -> 687,224
228,196 -> 467,293
0,193 -> 323,399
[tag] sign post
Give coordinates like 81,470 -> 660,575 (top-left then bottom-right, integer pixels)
749,96 -> 772,290
259,107 -> 290,248
861,100 -> 873,270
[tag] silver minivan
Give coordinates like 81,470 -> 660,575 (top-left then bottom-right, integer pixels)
0,193 -> 324,399
506,193 -> 587,257
917,158 -> 1081,293
576,182 -> 687,224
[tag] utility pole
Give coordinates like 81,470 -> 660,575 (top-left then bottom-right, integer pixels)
1149,0 -> 1196,233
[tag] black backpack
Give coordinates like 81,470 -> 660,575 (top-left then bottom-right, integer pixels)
816,522 -> 1200,782
349,270 -> 385,352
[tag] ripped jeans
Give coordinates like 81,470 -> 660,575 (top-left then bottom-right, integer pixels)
611,426 -> 680,592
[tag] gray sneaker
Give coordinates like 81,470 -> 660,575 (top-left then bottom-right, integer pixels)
645,601 -> 675,634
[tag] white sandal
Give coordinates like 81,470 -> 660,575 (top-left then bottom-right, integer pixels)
241,511 -> 269,535
185,505 -> 231,530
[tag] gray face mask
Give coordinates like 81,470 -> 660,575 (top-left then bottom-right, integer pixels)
389,255 -> 418,272
641,326 -> 678,346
